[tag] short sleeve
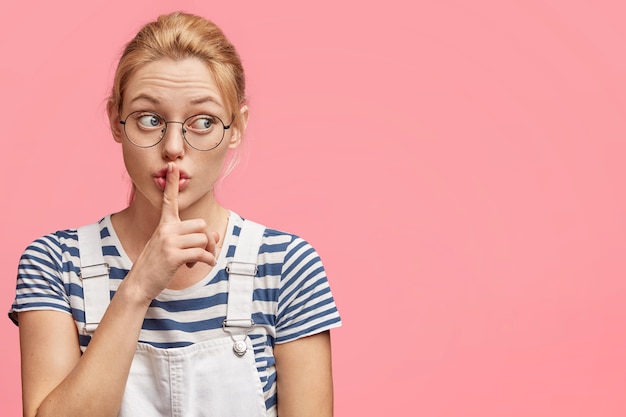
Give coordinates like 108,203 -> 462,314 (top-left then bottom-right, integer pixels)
275,236 -> 341,343
8,233 -> 72,325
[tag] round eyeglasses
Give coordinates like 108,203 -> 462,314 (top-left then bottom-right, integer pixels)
119,111 -> 232,151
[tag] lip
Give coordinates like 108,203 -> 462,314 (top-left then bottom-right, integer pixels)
153,166 -> 190,191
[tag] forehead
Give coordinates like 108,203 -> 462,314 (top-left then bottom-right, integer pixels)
124,58 -> 226,111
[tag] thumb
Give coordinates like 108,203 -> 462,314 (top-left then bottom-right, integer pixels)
160,162 -> 180,222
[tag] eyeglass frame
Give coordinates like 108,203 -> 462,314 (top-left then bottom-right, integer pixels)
119,110 -> 233,151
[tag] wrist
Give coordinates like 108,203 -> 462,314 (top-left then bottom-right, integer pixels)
114,273 -> 155,309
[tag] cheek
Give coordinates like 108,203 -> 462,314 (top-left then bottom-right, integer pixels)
195,152 -> 230,182
121,146 -> 147,178
202,157 -> 226,178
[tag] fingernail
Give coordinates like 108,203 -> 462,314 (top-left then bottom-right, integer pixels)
168,163 -> 173,173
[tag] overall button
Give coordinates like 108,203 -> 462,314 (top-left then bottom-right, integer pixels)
233,341 -> 247,356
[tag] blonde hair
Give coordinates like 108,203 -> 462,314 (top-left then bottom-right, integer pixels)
108,11 -> 246,133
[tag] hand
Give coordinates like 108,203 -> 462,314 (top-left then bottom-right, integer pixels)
130,162 -> 219,301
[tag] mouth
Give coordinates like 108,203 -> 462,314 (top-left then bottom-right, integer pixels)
153,167 -> 190,191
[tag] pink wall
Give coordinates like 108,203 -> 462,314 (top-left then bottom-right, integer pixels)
2,0 -> 625,415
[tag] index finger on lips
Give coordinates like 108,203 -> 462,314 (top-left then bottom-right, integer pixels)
160,162 -> 180,223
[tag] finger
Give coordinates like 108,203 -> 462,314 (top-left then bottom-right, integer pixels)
161,162 -> 180,223
184,247 -> 217,269
185,248 -> 217,269
208,231 -> 220,256
202,228 -> 219,257
186,231 -> 220,269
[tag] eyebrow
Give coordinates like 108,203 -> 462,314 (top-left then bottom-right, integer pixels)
130,94 -> 160,105
190,96 -> 220,105
129,94 -> 221,106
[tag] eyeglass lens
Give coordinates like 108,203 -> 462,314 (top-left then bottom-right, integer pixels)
122,111 -> 226,151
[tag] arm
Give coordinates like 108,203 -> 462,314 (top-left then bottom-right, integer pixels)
19,284 -> 150,417
274,331 -> 335,417
19,163 -> 218,417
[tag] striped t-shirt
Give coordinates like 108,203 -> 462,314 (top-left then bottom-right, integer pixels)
9,211 -> 342,413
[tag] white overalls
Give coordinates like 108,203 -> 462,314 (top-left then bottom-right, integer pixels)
78,219 -> 271,417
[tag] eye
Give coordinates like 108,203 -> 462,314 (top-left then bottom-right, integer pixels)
136,113 -> 162,129
187,115 -> 216,132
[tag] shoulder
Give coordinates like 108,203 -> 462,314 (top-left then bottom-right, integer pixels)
21,228 -> 76,263
20,217 -> 110,263
230,212 -> 319,259
235,215 -> 326,284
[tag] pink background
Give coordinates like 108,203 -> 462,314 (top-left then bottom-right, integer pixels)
1,0 -> 625,415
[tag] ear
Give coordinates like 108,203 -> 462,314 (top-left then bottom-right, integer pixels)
107,100 -> 124,144
228,104 -> 249,149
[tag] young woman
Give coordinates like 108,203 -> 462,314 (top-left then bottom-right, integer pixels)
9,12 -> 341,417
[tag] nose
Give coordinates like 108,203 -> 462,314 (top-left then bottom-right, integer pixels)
161,121 -> 186,160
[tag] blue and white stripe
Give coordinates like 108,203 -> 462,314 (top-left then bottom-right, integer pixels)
9,212 -> 342,413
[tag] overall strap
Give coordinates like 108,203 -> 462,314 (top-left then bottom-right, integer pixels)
77,223 -> 110,334
224,219 -> 265,329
